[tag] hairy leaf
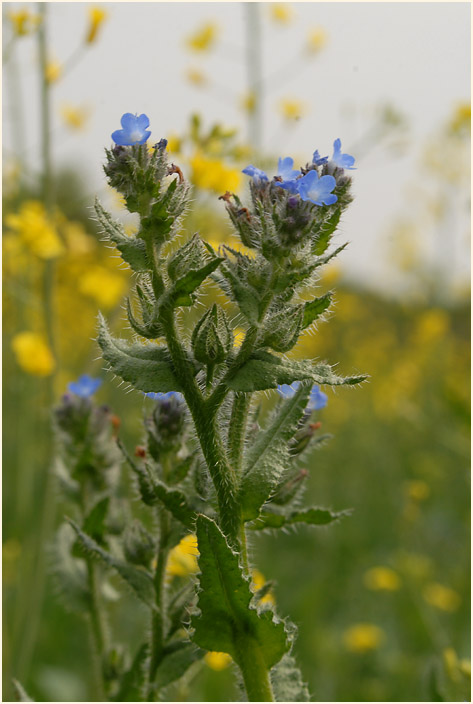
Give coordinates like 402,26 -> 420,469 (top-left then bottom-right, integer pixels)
151,478 -> 196,528
83,497 -> 110,544
155,641 -> 204,689
113,644 -> 148,702
239,383 -> 312,521
302,292 -> 333,329
68,519 -> 156,609
171,257 -> 223,306
98,314 -> 181,393
312,208 -> 341,255
271,653 -> 311,702
248,507 -> 351,531
95,199 -> 149,272
191,515 -> 288,669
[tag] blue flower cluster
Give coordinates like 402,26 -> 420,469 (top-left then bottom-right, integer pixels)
242,139 -> 355,206
112,113 -> 151,146
277,382 -> 328,411
144,391 -> 184,402
68,374 -> 102,398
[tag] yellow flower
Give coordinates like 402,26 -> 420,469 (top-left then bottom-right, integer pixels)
85,7 -> 108,44
306,27 -> 328,53
5,201 -> 65,259
343,623 -> 385,653
364,566 -> 401,592
449,102 -> 471,135
7,9 -> 41,36
414,309 -> 449,345
251,569 -> 275,605
270,4 -> 293,24
45,60 -> 62,84
405,480 -> 430,502
186,22 -> 217,52
185,67 -> 207,87
190,152 -> 241,193
240,91 -> 256,115
12,332 -> 55,376
279,98 -> 307,122
60,104 -> 90,130
423,583 -> 461,612
233,328 -> 246,348
167,134 -> 182,154
204,651 -> 232,671
79,266 -> 127,309
166,534 -> 199,577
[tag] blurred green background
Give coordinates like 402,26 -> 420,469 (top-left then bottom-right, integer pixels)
3,2 -> 470,702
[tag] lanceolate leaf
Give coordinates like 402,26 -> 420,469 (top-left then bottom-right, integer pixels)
227,350 -> 367,392
68,519 -> 156,610
171,257 -> 224,306
151,478 -> 195,528
270,653 -> 311,702
302,292 -> 333,329
312,208 -> 341,255
154,641 -> 204,689
239,383 -> 312,521
95,199 -> 149,272
98,314 -> 182,393
248,507 -> 351,531
191,515 -> 288,669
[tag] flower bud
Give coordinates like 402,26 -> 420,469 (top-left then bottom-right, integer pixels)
167,234 -> 211,281
123,519 -> 155,567
145,394 -> 186,459
191,304 -> 233,365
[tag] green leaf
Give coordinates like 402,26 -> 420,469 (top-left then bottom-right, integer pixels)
155,641 -> 204,689
98,314 -> 182,393
151,478 -> 196,528
95,199 -> 149,272
239,384 -> 312,521
12,679 -> 34,702
312,208 -> 341,255
117,439 -> 157,506
83,497 -> 110,544
227,350 -> 367,392
248,506 -> 351,531
51,524 -> 90,614
113,644 -> 148,702
271,654 -> 311,702
302,292 -> 332,329
171,257 -> 223,306
191,515 -> 288,669
68,519 -> 156,610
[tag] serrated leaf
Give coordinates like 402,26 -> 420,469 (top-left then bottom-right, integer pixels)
191,515 -> 288,669
239,383 -> 312,521
271,654 -> 311,702
95,199 -> 149,272
98,314 -> 182,393
113,644 -> 148,702
248,507 -> 350,531
154,641 -> 204,689
171,257 -> 223,306
312,208 -> 341,255
151,478 -> 195,528
68,519 -> 156,610
227,350 -> 367,392
12,679 -> 34,702
302,292 -> 332,329
51,524 -> 90,614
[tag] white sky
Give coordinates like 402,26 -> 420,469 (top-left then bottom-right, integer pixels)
3,2 -> 471,294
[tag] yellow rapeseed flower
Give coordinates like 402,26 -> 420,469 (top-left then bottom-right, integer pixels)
270,4 -> 293,24
166,534 -> 199,577
279,98 -> 307,122
12,332 -> 55,376
85,7 -> 108,44
405,479 -> 430,502
306,27 -> 328,53
185,67 -> 207,87
45,60 -> 62,84
167,134 -> 182,154
364,566 -> 401,591
449,102 -> 471,135
5,201 -> 65,259
240,91 -> 256,115
190,152 -> 241,193
204,651 -> 232,671
414,309 -> 449,345
343,623 -> 385,653
423,583 -> 461,612
8,8 -> 41,36
251,569 -> 275,605
186,22 -> 217,52
60,104 -> 89,130
79,266 -> 127,309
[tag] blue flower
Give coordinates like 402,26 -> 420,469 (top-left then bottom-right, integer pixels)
277,382 -> 301,399
144,391 -> 183,402
312,150 -> 328,166
112,113 -> 151,146
307,385 -> 328,411
331,138 -> 356,170
297,170 -> 338,206
68,374 -> 102,398
242,164 -> 268,183
275,156 -> 301,193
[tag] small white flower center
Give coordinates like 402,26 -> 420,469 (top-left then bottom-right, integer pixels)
130,129 -> 142,143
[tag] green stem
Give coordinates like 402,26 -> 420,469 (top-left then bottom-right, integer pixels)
86,558 -> 108,701
239,523 -> 250,576
228,392 -> 251,473
235,633 -> 274,701
147,509 -> 171,699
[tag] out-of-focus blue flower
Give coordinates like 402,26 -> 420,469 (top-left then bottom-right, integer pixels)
68,374 -> 102,398
297,170 -> 338,206
112,113 -> 151,146
274,156 -> 301,193
242,164 -> 268,183
144,391 -> 184,402
331,138 -> 356,170
312,149 -> 328,166
277,382 -> 301,399
308,385 -> 328,411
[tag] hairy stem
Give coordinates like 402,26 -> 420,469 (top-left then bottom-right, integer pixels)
228,393 -> 252,474
86,558 -> 108,701
147,509 -> 171,698
235,633 -> 274,702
